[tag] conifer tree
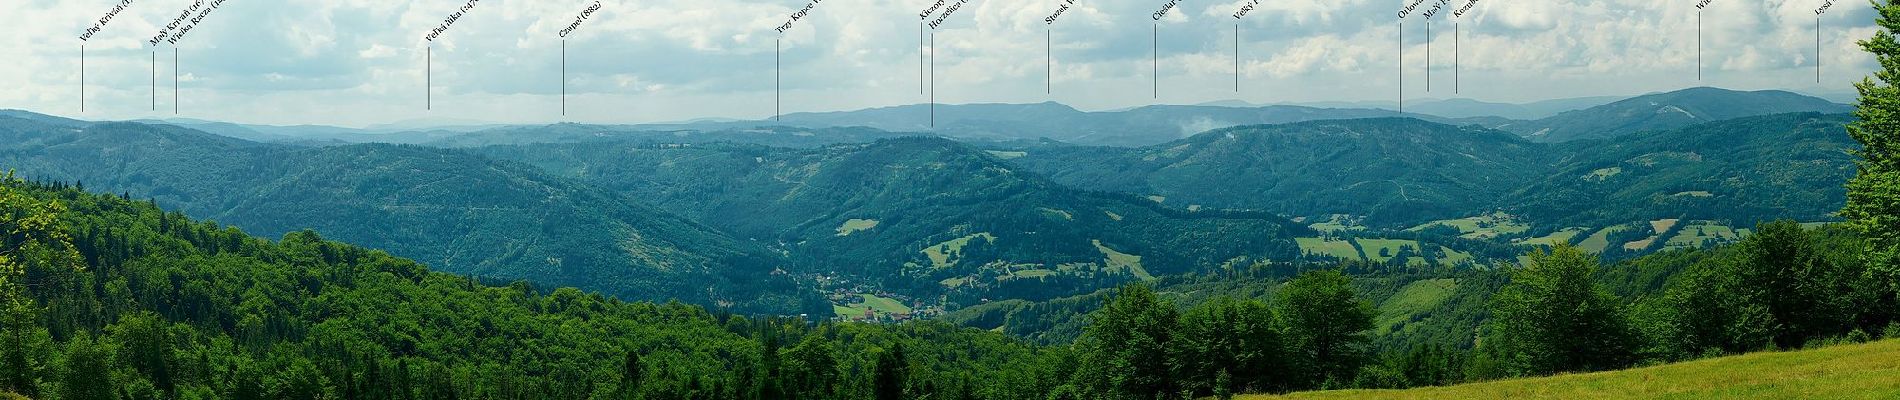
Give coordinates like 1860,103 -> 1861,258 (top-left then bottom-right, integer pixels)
1848,0 -> 1900,292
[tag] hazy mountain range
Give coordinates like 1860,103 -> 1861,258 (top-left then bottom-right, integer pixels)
0,86 -> 1860,314
55,86 -> 1846,149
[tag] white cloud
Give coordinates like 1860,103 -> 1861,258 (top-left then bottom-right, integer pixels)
0,0 -> 1880,126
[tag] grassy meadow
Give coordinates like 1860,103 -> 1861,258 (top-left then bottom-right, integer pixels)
1243,339 -> 1900,399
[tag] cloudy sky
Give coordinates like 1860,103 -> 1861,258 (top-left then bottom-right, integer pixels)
0,0 -> 1881,127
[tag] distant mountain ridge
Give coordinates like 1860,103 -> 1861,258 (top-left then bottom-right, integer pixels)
1198,96 -> 1622,120
751,102 -> 1498,147
1404,96 -> 1626,120
33,86 -> 1837,149
1500,87 -> 1851,142
107,102 -> 1506,148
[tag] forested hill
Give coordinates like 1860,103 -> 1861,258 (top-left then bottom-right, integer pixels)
0,176 -> 1068,399
1504,112 -> 1856,228
476,137 -> 1306,304
1008,113 -> 1855,230
0,116 -> 820,315
1500,87 -> 1851,143
1007,118 -> 1541,225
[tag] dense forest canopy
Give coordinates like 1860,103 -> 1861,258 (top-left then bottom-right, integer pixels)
0,176 -> 1068,400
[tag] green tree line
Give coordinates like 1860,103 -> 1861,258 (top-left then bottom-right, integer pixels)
0,175 -> 1071,400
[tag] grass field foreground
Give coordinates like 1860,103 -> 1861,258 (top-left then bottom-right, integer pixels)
1243,339 -> 1900,399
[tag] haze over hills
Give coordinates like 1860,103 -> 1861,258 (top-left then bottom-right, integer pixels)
418,125 -> 922,149
1202,96 -> 1625,120
630,87 -> 1847,148
746,102 -> 1500,147
0,116 -> 820,314
134,118 -> 931,149
17,86 -> 1842,151
91,102 -> 1501,149
1403,96 -> 1626,120
0,109 -> 89,127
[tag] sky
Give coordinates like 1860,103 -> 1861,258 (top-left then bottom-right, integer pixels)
0,0 -> 1883,127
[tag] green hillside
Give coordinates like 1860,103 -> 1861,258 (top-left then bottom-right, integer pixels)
0,117 -> 819,314
0,109 -> 1860,311
1505,112 -> 1854,230
1008,112 -> 1853,237
1012,118 -> 1542,226
0,176 -> 1065,400
942,269 -> 1508,353
478,137 -> 1305,304
1501,87 -> 1852,143
1245,339 -> 1900,399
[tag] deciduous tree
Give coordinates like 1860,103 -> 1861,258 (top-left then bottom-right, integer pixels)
1486,245 -> 1636,376
1173,296 -> 1284,395
1277,270 -> 1373,389
1075,284 -> 1177,399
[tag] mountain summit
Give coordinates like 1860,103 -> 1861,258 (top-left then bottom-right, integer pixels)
1500,87 -> 1850,142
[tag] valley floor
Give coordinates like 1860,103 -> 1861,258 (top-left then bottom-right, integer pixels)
1245,339 -> 1900,399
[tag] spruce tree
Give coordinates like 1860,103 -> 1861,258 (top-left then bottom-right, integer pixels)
1848,0 -> 1900,292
